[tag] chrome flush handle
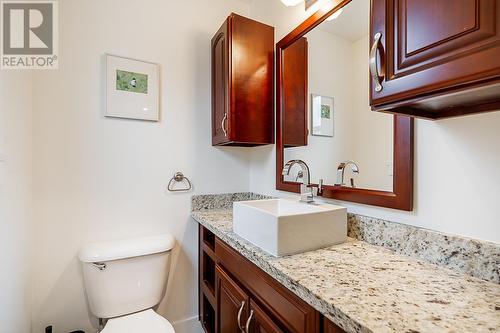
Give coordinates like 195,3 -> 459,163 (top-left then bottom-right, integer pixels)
369,32 -> 384,92
92,262 -> 106,271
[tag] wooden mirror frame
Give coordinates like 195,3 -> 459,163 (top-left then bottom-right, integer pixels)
276,0 -> 414,211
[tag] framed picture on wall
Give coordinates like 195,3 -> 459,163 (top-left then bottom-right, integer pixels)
106,54 -> 160,121
311,94 -> 334,137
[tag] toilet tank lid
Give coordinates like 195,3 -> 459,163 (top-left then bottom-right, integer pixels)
78,234 -> 175,263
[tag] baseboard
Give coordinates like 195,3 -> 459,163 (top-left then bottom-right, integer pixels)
172,316 -> 203,333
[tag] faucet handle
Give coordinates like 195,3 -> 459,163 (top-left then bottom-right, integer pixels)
318,179 -> 323,196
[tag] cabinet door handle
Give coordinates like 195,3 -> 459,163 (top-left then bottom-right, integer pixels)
237,301 -> 245,332
369,32 -> 384,93
221,112 -> 228,137
244,310 -> 254,333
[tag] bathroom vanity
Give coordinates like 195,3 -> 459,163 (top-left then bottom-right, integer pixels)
198,219 -> 344,333
192,194 -> 500,333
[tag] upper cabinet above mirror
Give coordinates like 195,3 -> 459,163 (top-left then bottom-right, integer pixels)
369,0 -> 500,119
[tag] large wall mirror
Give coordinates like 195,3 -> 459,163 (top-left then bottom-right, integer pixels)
276,0 -> 414,210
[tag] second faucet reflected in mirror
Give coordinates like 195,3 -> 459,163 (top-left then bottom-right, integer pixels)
336,160 -> 360,188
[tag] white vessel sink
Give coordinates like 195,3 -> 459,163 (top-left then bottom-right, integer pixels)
233,199 -> 347,257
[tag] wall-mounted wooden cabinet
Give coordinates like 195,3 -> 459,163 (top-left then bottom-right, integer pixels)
370,0 -> 500,119
211,13 -> 274,146
199,225 -> 345,333
282,37 -> 308,148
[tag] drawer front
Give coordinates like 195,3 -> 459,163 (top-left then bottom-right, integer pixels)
215,238 -> 319,333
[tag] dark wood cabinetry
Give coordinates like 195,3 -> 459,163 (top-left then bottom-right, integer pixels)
370,0 -> 500,119
323,317 -> 347,333
211,13 -> 275,146
282,37 -> 308,148
199,225 -> 344,333
248,300 -> 285,333
216,266 -> 249,332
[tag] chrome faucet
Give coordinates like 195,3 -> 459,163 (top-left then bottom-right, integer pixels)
336,160 -> 360,187
282,160 -> 314,203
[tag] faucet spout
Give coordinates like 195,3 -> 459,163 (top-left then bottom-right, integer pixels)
336,160 -> 360,187
282,160 -> 314,203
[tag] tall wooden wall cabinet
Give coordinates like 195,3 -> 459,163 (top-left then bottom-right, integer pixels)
211,13 -> 275,146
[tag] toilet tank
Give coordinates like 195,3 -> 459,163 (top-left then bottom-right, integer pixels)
78,234 -> 175,319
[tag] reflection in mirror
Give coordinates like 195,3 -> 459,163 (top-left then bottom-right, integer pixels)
282,0 -> 394,192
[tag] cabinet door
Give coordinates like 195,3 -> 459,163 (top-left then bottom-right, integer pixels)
230,14 -> 275,145
246,300 -> 285,333
216,265 -> 249,333
211,19 -> 230,145
371,0 -> 500,107
282,37 -> 308,148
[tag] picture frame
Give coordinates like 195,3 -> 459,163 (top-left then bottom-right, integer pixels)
311,94 -> 334,137
106,54 -> 160,121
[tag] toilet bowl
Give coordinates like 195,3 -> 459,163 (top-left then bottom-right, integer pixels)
78,234 -> 176,333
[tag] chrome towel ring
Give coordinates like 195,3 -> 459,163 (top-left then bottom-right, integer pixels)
167,172 -> 192,192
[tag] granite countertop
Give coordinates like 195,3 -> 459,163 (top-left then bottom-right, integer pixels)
191,208 -> 500,333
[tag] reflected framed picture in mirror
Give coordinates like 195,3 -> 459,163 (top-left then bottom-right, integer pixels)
311,94 -> 334,137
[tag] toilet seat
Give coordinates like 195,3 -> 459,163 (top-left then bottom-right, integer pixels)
101,309 -> 175,333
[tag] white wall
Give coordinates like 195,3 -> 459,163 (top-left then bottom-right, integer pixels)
31,1 -> 252,332
0,72 -> 33,333
249,0 -> 500,244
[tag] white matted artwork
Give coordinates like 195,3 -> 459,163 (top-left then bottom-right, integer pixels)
106,54 -> 160,121
311,94 -> 334,137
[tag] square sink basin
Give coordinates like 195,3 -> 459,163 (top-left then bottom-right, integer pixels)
233,199 -> 347,257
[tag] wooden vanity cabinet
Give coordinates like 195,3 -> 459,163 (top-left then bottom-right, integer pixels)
216,266 -> 249,332
211,13 -> 275,146
199,225 -> 346,333
323,318 -> 346,333
370,0 -> 500,119
216,266 -> 285,333
248,300 -> 286,333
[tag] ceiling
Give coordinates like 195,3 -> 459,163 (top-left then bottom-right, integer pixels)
317,0 -> 370,42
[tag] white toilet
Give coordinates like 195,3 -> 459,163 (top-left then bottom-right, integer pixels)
78,234 -> 176,333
